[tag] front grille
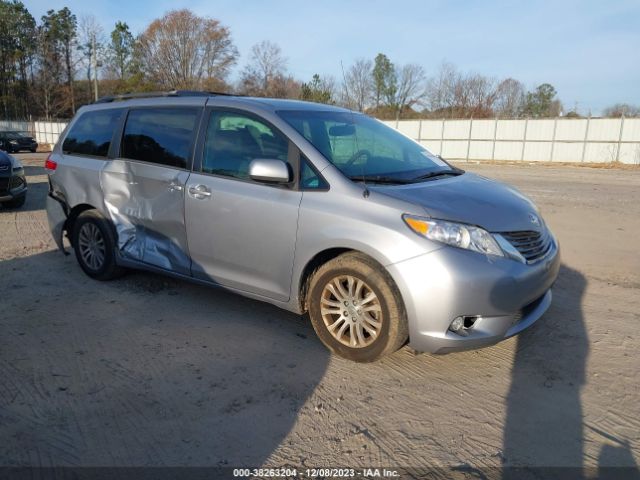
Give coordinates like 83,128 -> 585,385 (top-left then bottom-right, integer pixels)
501,229 -> 552,263
9,176 -> 24,189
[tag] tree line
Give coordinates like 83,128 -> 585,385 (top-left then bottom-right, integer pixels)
0,3 -> 636,121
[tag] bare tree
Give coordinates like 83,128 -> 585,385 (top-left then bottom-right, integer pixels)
342,58 -> 372,111
137,9 -> 237,90
77,15 -> 104,101
460,73 -> 498,118
238,40 -> 288,96
425,62 -> 500,118
603,103 -> 640,118
494,78 -> 525,117
424,61 -> 459,115
270,75 -> 302,99
394,63 -> 426,118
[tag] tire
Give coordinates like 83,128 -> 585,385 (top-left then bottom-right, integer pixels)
308,252 -> 408,362
30,148 -> 37,153
71,210 -> 124,281
3,194 -> 26,209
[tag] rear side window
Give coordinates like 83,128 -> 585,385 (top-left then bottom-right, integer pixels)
121,108 -> 199,169
62,109 -> 123,157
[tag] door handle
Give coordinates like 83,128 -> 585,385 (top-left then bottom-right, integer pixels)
168,182 -> 184,192
188,184 -> 212,199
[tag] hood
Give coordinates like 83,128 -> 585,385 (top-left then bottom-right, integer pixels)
371,172 -> 542,233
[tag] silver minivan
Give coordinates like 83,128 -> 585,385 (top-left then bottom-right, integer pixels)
46,91 -> 560,362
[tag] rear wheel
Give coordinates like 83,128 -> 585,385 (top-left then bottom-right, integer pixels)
308,252 -> 408,362
72,210 -> 124,280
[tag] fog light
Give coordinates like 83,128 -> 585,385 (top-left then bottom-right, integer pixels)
449,316 -> 464,332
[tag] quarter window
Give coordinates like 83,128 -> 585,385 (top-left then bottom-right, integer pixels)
300,157 -> 328,190
121,108 -> 199,169
62,109 -> 123,157
202,110 -> 289,179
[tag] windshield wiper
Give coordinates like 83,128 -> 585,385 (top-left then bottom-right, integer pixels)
347,175 -> 413,185
348,176 -> 411,184
411,169 -> 465,182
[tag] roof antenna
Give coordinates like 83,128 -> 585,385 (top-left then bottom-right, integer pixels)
340,60 -> 369,198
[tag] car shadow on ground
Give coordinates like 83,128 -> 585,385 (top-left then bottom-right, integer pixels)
502,265 -> 638,479
0,249 -> 330,469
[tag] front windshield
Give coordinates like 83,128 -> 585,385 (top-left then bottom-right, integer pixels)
277,110 -> 458,183
5,132 -> 22,139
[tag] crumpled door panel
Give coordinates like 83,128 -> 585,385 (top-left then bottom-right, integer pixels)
101,159 -> 191,275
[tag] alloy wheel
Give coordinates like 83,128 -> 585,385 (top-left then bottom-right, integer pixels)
320,275 -> 382,348
78,223 -> 106,271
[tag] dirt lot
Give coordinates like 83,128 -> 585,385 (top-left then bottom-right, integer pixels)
1,154 -> 639,475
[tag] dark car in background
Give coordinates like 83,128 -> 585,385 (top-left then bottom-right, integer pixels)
0,150 -> 27,208
0,131 -> 38,153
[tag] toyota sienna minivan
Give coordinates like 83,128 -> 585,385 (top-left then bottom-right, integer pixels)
46,91 -> 560,362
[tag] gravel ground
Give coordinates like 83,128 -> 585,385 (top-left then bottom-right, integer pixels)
1,154 -> 639,475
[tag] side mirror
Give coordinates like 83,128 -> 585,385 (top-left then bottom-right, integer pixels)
249,159 -> 291,184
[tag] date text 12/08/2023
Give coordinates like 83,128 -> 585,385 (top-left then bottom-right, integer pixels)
232,468 -> 401,478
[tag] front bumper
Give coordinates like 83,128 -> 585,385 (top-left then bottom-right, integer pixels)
7,142 -> 37,152
387,239 -> 560,354
0,176 -> 27,202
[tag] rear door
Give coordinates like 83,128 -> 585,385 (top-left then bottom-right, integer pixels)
101,106 -> 202,275
185,108 -> 302,301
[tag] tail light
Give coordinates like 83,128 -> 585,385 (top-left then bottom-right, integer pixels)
44,155 -> 57,171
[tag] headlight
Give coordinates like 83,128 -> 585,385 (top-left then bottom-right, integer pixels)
9,140 -> 18,145
403,215 -> 504,257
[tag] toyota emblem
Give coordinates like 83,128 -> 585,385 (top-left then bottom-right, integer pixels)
529,213 -> 540,226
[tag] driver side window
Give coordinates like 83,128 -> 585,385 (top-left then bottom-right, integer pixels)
202,110 -> 289,179
326,121 -> 403,169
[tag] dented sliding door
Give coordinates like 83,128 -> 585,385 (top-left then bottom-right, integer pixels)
100,106 -> 201,275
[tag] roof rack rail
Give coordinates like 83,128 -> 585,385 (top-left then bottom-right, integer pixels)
94,90 -> 235,104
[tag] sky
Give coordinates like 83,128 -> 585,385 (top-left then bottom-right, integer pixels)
23,0 -> 640,115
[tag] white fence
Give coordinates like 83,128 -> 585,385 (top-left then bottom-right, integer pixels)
0,119 -> 67,146
2,117 -> 640,164
383,117 -> 640,164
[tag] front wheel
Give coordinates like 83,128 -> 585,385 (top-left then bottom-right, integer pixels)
308,252 -> 408,362
71,210 -> 124,280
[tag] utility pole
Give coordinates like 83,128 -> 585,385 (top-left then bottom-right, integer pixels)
91,34 -> 99,101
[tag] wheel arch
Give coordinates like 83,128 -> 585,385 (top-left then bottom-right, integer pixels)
298,248 -> 352,313
297,247 -> 402,314
64,203 -> 99,246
